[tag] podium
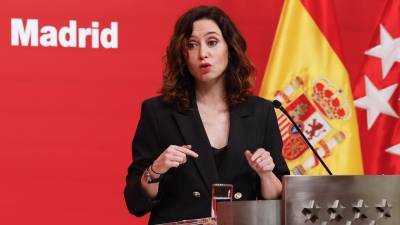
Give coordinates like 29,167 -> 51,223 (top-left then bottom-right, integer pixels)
217,200 -> 281,225
157,175 -> 399,225
282,175 -> 399,225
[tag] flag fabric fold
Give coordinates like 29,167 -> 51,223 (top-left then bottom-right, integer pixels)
260,0 -> 364,175
353,0 -> 400,174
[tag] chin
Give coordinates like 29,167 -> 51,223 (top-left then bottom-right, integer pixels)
193,71 -> 224,83
199,75 -> 219,82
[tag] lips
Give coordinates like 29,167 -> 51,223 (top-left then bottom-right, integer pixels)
199,63 -> 211,73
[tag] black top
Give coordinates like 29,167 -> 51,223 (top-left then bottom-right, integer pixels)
212,145 -> 228,170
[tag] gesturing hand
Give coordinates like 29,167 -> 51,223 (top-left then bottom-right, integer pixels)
244,148 -> 275,177
152,145 -> 199,174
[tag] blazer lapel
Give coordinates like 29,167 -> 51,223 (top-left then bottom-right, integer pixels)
172,107 -> 219,195
219,100 -> 257,183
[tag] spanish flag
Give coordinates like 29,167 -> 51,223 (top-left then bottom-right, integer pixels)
260,0 -> 364,175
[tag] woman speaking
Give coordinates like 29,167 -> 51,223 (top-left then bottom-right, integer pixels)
124,5 -> 289,225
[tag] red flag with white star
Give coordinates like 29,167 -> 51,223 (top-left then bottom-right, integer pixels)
354,0 -> 400,174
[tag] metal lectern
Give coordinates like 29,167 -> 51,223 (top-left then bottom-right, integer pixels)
157,175 -> 399,225
282,175 -> 399,225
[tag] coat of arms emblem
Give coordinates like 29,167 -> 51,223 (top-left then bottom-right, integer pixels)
274,76 -> 350,174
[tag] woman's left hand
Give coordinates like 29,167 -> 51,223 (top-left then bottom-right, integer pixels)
244,148 -> 275,177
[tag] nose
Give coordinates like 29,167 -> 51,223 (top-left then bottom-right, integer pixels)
199,43 -> 209,59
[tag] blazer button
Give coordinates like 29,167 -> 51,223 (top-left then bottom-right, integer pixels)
234,192 -> 242,200
192,191 -> 201,198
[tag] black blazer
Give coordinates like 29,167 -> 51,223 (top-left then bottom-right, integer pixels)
124,96 -> 289,225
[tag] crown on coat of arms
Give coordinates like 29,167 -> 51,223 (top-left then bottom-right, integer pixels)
311,79 -> 349,120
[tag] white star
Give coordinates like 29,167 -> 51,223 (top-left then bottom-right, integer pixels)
354,76 -> 398,129
386,143 -> 400,156
365,24 -> 400,79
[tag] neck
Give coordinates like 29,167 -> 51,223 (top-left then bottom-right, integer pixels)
195,78 -> 226,108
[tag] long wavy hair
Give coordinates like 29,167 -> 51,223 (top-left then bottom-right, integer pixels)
160,6 -> 255,112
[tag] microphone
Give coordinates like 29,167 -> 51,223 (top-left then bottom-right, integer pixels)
272,100 -> 333,175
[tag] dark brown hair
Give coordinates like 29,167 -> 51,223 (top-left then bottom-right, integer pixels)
161,5 -> 255,111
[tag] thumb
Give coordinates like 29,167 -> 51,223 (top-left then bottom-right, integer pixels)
244,150 -> 253,162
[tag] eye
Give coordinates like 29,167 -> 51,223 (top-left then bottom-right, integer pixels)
207,39 -> 218,47
187,41 -> 198,49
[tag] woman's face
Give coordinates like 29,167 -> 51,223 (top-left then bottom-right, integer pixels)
186,19 -> 229,84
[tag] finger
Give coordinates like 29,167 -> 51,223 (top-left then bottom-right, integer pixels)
244,150 -> 253,162
251,148 -> 265,162
254,160 -> 264,170
255,155 -> 271,168
256,153 -> 271,164
258,155 -> 269,164
171,149 -> 186,158
259,156 -> 274,168
266,157 -> 273,165
176,146 -> 199,158
182,145 -> 192,149
165,151 -> 184,162
256,155 -> 265,164
167,161 -> 180,168
245,151 -> 259,169
166,145 -> 180,154
254,149 -> 271,162
257,159 -> 270,170
168,155 -> 186,164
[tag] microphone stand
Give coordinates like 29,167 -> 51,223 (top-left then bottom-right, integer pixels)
273,100 -> 333,175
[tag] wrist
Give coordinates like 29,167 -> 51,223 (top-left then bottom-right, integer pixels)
152,161 -> 167,175
259,171 -> 274,180
143,167 -> 161,184
150,164 -> 163,176
148,164 -> 161,179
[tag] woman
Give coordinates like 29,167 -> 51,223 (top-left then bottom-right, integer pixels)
124,5 -> 289,224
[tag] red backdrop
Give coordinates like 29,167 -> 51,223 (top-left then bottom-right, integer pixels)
0,0 -> 386,224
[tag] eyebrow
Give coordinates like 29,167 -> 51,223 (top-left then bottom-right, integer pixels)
190,31 -> 222,39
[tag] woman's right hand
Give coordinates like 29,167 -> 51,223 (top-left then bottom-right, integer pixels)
151,145 -> 199,174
